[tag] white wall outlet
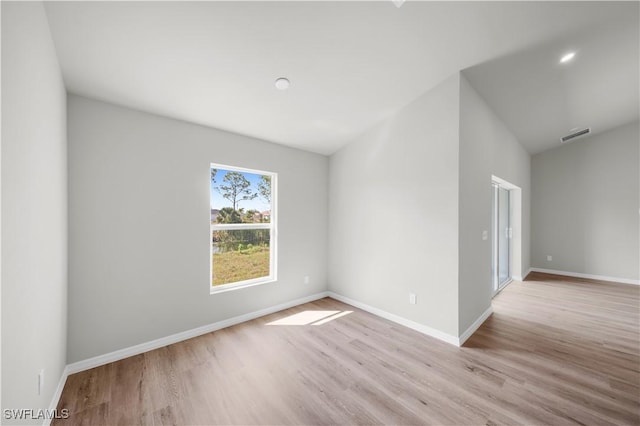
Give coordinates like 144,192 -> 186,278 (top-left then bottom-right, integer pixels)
303,275 -> 310,284
482,230 -> 488,240
38,369 -> 44,395
547,255 -> 553,261
409,293 -> 417,305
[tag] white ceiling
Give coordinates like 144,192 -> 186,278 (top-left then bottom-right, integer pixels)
43,1 -> 639,155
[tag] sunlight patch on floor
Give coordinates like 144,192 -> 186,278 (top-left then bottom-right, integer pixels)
312,310 -> 353,325
266,310 -> 353,326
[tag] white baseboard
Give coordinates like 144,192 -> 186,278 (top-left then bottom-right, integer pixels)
513,268 -> 534,281
327,291 -> 461,346
65,291 -> 328,376
530,268 -> 639,285
524,267 -> 533,279
44,365 -> 70,426
458,306 -> 493,346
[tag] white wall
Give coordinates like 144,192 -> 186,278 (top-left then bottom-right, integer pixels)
531,121 -> 639,281
67,95 -> 328,362
328,73 -> 532,340
1,1 -> 68,422
329,74 -> 461,337
458,75 -> 531,334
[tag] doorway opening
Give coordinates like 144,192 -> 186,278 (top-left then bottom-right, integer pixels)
491,176 -> 522,296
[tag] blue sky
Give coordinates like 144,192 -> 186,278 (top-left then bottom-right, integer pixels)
210,168 -> 271,212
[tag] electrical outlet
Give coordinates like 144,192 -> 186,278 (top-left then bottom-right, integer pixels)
482,230 -> 488,240
303,275 -> 310,284
547,255 -> 553,261
409,293 -> 417,305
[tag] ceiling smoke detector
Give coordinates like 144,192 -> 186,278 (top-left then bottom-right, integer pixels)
560,128 -> 590,143
275,77 -> 290,90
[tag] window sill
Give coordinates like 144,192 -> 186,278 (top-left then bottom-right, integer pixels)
210,277 -> 277,295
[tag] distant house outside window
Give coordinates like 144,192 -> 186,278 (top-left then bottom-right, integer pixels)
210,164 -> 276,293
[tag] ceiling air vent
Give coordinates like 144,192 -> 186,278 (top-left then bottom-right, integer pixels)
560,128 -> 590,143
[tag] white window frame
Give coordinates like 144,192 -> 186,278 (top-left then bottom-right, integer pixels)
210,163 -> 277,294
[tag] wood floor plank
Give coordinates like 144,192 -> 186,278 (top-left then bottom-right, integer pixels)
54,273 -> 640,425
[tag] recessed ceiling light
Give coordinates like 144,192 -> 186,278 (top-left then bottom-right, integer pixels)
275,77 -> 290,90
560,52 -> 576,64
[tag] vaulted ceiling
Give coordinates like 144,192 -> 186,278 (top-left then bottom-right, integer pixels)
463,9 -> 638,154
43,1 -> 639,155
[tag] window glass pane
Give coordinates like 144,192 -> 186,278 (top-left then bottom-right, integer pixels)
211,229 -> 271,286
211,169 -> 271,224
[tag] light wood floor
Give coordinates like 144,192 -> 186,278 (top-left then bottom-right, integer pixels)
54,273 -> 639,425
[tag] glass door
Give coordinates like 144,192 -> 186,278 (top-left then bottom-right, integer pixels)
492,183 -> 511,294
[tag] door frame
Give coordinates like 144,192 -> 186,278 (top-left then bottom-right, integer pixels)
491,175 -> 523,297
492,183 -> 511,293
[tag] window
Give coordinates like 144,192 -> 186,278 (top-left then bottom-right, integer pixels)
210,164 -> 276,293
